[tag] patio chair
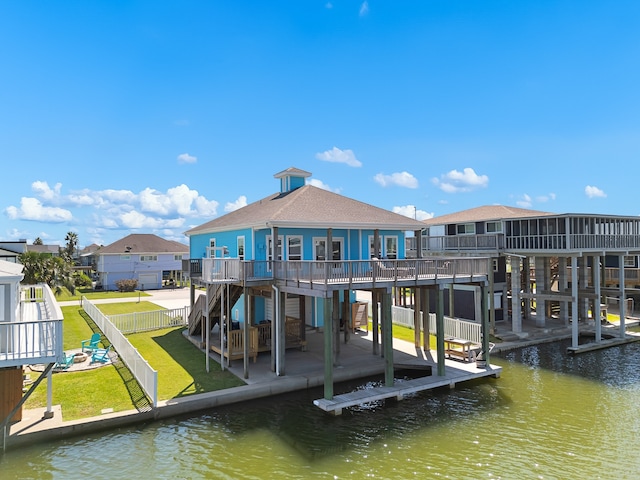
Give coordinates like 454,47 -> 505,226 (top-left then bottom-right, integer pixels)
81,333 -> 101,353
55,352 -> 75,370
91,345 -> 112,363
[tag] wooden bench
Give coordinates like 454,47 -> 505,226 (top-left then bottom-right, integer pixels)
254,317 -> 307,352
211,326 -> 258,363
444,337 -> 476,362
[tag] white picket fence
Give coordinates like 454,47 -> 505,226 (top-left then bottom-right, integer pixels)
81,297 -> 158,407
390,304 -> 482,344
109,307 -> 189,334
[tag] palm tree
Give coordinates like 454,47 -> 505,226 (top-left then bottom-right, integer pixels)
64,231 -> 79,263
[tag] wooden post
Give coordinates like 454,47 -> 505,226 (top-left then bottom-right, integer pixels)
277,289 -> 286,375
422,287 -> 430,352
372,289 -> 380,356
481,282 -> 490,366
382,290 -> 394,387
571,256 -> 579,348
323,297 -> 334,400
342,289 -> 350,344
413,287 -> 421,348
243,286 -> 249,379
333,290 -> 340,361
436,285 -> 446,376
619,254 -> 626,337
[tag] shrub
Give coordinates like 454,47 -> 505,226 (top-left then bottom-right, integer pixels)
115,279 -> 138,292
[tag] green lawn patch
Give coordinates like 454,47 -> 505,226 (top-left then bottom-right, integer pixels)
54,287 -> 151,302
23,366 -> 137,420
127,327 -> 245,400
97,301 -> 164,316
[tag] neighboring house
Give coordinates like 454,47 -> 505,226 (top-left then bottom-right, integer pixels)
95,234 -> 189,291
184,167 -> 493,397
78,243 -> 101,269
0,240 -> 27,263
0,260 -> 64,437
25,243 -> 61,257
416,205 -> 640,349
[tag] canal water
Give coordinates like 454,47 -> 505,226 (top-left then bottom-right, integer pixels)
2,339 -> 640,479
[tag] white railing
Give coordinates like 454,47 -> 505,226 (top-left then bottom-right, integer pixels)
109,307 -> 190,334
82,297 -> 158,407
391,305 -> 423,328
389,305 -> 481,344
0,320 -> 63,367
0,284 -> 64,368
429,313 -> 482,344
199,258 -> 490,286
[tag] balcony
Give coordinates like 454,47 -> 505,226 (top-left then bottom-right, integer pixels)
191,257 -> 490,291
0,284 -> 64,368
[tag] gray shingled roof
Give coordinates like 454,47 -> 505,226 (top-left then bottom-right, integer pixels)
185,184 -> 425,236
99,234 -> 189,255
423,205 -> 555,226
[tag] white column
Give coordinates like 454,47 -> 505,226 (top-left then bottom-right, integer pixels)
578,256 -> 589,321
511,256 -> 522,333
558,257 -> 569,325
571,256 -> 579,348
593,255 -> 602,343
619,255 -> 626,337
535,256 -> 546,327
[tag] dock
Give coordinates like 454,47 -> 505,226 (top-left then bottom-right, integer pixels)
314,361 -> 501,415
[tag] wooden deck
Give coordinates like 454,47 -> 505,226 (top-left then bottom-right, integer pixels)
313,362 -> 502,415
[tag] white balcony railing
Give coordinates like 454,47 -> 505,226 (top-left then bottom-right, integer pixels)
0,284 -> 64,368
200,257 -> 490,286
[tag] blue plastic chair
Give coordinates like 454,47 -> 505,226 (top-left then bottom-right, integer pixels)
91,345 -> 112,363
81,333 -> 101,352
55,352 -> 75,370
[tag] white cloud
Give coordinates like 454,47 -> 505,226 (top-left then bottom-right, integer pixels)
5,197 -> 73,222
177,153 -> 197,164
359,1 -> 369,16
307,178 -> 341,193
393,205 -> 434,221
225,196 -> 248,212
585,185 -> 607,199
31,181 -> 62,201
374,171 -> 419,189
536,193 -> 557,203
516,194 -> 532,208
315,147 -> 362,167
432,167 -> 489,193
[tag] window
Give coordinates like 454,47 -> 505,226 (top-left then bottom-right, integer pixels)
174,254 -> 183,261
624,255 -> 636,268
140,255 -> 157,262
486,221 -> 502,233
237,236 -> 245,261
314,238 -> 342,261
385,236 -> 398,259
287,236 -> 302,261
120,255 -> 130,260
493,258 -> 499,272
267,235 -> 283,261
457,223 -> 476,235
208,239 -> 216,258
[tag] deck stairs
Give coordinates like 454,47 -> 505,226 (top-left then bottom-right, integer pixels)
188,283 -> 243,336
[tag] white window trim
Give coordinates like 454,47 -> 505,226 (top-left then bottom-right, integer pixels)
457,223 -> 476,235
486,221 -> 503,233
237,236 -> 245,261
287,235 -> 303,261
313,237 -> 344,261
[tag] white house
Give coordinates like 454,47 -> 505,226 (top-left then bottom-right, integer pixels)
95,234 -> 189,291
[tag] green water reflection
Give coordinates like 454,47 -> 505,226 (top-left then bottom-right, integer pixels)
3,339 -> 640,479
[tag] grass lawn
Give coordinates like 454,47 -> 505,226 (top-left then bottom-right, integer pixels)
97,301 -> 165,316
127,327 -> 244,400
54,287 -> 151,302
24,302 -> 243,420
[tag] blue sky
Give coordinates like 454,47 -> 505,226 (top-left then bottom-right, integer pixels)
2,1 -> 640,248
